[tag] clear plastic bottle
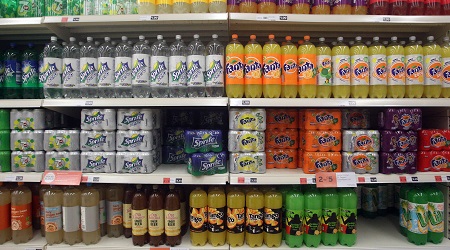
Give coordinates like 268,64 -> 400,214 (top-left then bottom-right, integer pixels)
132,35 -> 151,98
97,37 -> 116,98
106,184 -> 124,238
4,43 -> 22,99
423,36 -> 442,98
11,183 -> 33,244
173,0 -> 190,12
169,35 -> 188,98
63,186 -> 82,245
350,36 -> 369,98
114,36 -> 133,98
21,43 -> 40,99
205,34 -> 225,97
97,185 -> 107,237
187,34 -> 206,97
209,0 -> 227,12
157,0 -> 173,13
44,186 -> 63,245
96,0 -> 111,14
80,37 -> 98,98
405,36 -> 424,98
42,36 -> 63,99
0,183 -> 12,244
191,0 -> 209,12
369,36 -> 388,98
150,35 -> 170,98
139,0 -> 157,13
39,186 -> 49,237
387,36 -> 406,98
62,37 -> 81,99
81,184 -> 101,245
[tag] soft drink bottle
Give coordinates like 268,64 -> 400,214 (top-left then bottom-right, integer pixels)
361,185 -> 377,218
148,185 -> 164,246
387,36 -> 406,98
97,0 -> 111,14
97,37 -> 115,98
263,34 -> 282,98
169,35 -> 188,98
424,0 -> 440,13
369,37 -> 387,98
0,183 -> 12,244
389,0 -> 408,14
205,34 -> 225,97
332,0 -> 352,13
29,183 -> 40,230
11,183 -> 33,244
123,185 -> 135,238
228,0 -> 240,12
44,186 -> 63,245
106,185 -> 124,238
39,186 -> 49,237
244,35 -> 262,98
292,0 -> 310,13
207,186 -> 226,246
62,37 -> 81,98
317,37 -> 332,98
190,187 -> 208,246
150,35 -> 169,98
425,185 -> 444,244
165,185 -> 181,247
191,0 -> 209,12
377,184 -> 388,216
156,0 -> 173,13
263,187 -> 282,248
80,37 -> 98,98
21,43 -> 39,99
350,36 -> 369,98
210,0 -> 227,12
352,0 -> 368,14
227,186 -> 245,247
338,188 -> 357,247
311,0 -> 331,13
407,187 -> 428,245
97,185 -> 106,237
187,34 -> 206,97
303,187 -> 322,248
443,0 -> 450,13
81,184 -> 101,245
298,35 -> 317,98
277,0 -> 292,13
240,0 -> 258,12
173,0 -> 189,12
281,36 -> 298,98
332,37 -> 351,98
46,0 -> 67,16
226,34 -> 245,98
441,37 -> 450,98
285,187 -> 303,248
423,36 -> 442,98
321,188 -> 339,246
399,185 -> 410,236
405,36 -> 424,98
138,0 -> 156,13
63,186 -> 81,245
132,185 -> 148,246
4,43 -> 22,99
83,0 -> 95,14
175,186 -> 187,236
258,0 -> 276,12
42,37 -> 62,99
408,0 -> 424,14
3,0 -> 17,17
131,35 -> 151,98
246,187 -> 264,247
369,0 -> 389,13
114,36 -> 133,98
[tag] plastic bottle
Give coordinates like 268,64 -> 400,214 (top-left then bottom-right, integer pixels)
228,0 -> 240,12
4,43 -> 21,99
291,0 -> 310,12
407,187 -> 428,245
246,187 -> 264,247
148,185 -> 165,246
338,188 -> 357,247
321,188 -> 339,246
386,36 -> 406,98
96,0 -> 111,14
369,0 -> 389,13
361,185 -> 377,218
244,35 -> 262,98
21,43 -> 39,99
263,187 -> 282,248
424,0 -> 440,14
0,183 -> 11,244
350,36 -> 369,98
44,186 -> 63,245
258,0 -> 276,12
191,0 -> 209,12
138,0 -> 156,13
332,37 -> 351,98
332,0 -> 352,13
207,186 -> 226,246
131,35 -> 151,98
399,185 -> 410,236
297,35 -> 317,98
189,187 -> 208,246
405,36 -> 424,98
311,0 -> 331,13
240,0 -> 258,12
425,186 -> 444,244
123,185 -> 135,238
281,36 -> 298,98
17,0 -> 36,17
150,36 -> 170,98
165,185 -> 181,247
11,183 -> 33,244
441,37 -> 450,98
97,185 -> 106,237
210,0 -> 227,11
39,186 -> 49,237
369,37 -> 387,98
303,187 -> 322,248
79,37 -> 98,98
81,184 -> 101,245
114,36 -> 133,98
263,34 -> 282,98
423,36 -> 442,98
132,185 -> 147,246
227,186 -> 245,247
408,0 -> 424,15
187,34 -> 206,98
173,0 -> 189,12
285,187 -> 303,247
62,37 -> 81,98
205,34 -> 225,97
106,184 -> 124,238
377,184 -> 388,216
169,35 -> 188,98
277,0 -> 292,12
175,186 -> 187,236
316,37 -> 332,98
389,0 -> 408,14
442,0 -> 450,14
352,0 -> 368,13
63,186 -> 81,245
97,37 -> 115,98
157,0 -> 173,13
226,34 -> 245,98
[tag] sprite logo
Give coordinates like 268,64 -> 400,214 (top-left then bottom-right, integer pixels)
150,61 -> 167,82
62,63 -> 75,82
114,61 -> 131,82
121,112 -> 144,126
187,60 -> 202,82
86,156 -> 108,170
200,155 -> 222,172
123,157 -> 143,171
85,134 -> 107,147
22,63 -> 37,83
80,62 -> 97,83
192,133 -> 217,148
98,61 -> 111,81
121,134 -> 145,148
167,151 -> 186,163
84,111 -> 105,125
132,58 -> 147,80
5,64 -> 14,78
171,61 -> 187,82
167,131 -> 184,144
205,60 -> 223,82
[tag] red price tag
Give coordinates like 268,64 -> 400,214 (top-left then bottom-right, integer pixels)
41,171 -> 82,186
81,176 -> 88,182
300,178 -> 307,184
316,172 -> 337,188
237,177 -> 245,184
163,178 -> 170,184
61,17 -> 68,22
399,176 -> 407,183
358,177 -> 365,183
435,176 -> 442,182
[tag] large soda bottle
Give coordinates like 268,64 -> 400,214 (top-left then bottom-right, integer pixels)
227,186 -> 245,247
423,36 -> 442,98
317,37 -> 332,98
332,0 -> 352,13
263,187 -> 282,248
97,185 -> 106,237
425,185 -> 444,244
303,187 -> 322,248
246,187 -> 263,247
114,36 -> 133,98
63,186 -> 82,245
332,37 -> 351,98
292,0 -> 310,13
123,185 -> 135,238
387,36 -> 406,98
4,43 -> 21,99
169,35 -> 188,98
321,188 -> 339,246
406,187 -> 428,245
80,37 -> 98,98
156,0 -> 173,13
352,0 -> 368,14
21,43 -> 39,99
298,35 -> 317,98
29,183 -> 40,230
258,0 -> 276,12
44,186 -> 63,245
441,37 -> 450,98
165,185 -> 181,247
369,37 -> 387,98
132,35 -> 151,98
205,34 -> 225,97
132,185 -> 148,246
190,187 -> 208,246
0,182 -> 12,244
263,34 -> 282,98
187,34 -> 206,97
81,184 -> 101,245
82,0 -> 95,14
226,34 -> 245,98
148,185 -> 165,246
39,186 -> 49,237
389,0 -> 408,14
67,0 -> 82,15
281,36 -> 298,98
228,0 -> 240,12
210,0 -> 227,11
11,183 -> 33,244
138,0 -> 156,13
369,0 -> 389,13
175,186 -> 187,236
239,0 -> 258,12
408,0 -> 425,14
62,37 -> 81,98
97,37 -> 115,98
285,187 -> 303,247
207,186 -> 226,246
424,0 -> 440,14
361,185 -> 377,218
106,184 -> 124,238
150,35 -> 170,98
350,36 -> 369,98
173,0 -> 189,12
191,0 -> 209,12
405,36 -> 424,98
442,0 -> 450,14
338,188 -> 357,247
244,35 -> 262,98
311,0 -> 331,13
399,185 -> 410,236
377,184 -> 388,216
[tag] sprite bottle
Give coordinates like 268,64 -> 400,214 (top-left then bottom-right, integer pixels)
21,43 -> 39,99
406,187 -> 428,245
4,43 -> 22,99
425,185 -> 444,244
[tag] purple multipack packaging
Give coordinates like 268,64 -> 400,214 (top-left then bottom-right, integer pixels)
380,152 -> 417,174
380,130 -> 418,152
378,108 -> 422,131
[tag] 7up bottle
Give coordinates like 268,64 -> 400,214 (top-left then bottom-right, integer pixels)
205,34 -> 224,97
407,187 -> 428,245
425,186 -> 444,244
21,43 -> 39,99
46,0 -> 67,16
150,35 -> 169,98
132,35 -> 151,98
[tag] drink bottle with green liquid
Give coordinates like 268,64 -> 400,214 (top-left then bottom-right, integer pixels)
321,188 -> 339,246
332,37 -> 351,98
425,185 -> 444,244
387,36 -> 406,98
350,36 -> 369,98
407,187 -> 428,245
317,37 -> 332,98
399,185 -> 410,236
441,36 -> 450,98
303,187 -> 322,248
423,36 -> 442,98
405,36 -> 424,98
338,188 -> 357,247
285,186 -> 303,247
263,187 -> 282,247
227,186 -> 245,247
369,37 -> 387,98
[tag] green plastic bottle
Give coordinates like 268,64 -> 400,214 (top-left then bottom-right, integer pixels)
338,188 -> 357,247
425,186 -> 444,244
21,43 -> 39,99
361,185 -> 378,218
285,186 -> 304,248
321,188 -> 339,246
399,185 -> 410,236
377,184 -> 388,216
406,187 -> 428,245
278,185 -> 290,241
303,187 -> 322,248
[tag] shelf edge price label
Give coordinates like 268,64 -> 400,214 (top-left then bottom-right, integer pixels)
237,177 -> 257,184
41,171 -> 82,186
357,177 -> 365,183
149,247 -> 189,250
399,176 -> 407,183
256,15 -> 277,21
300,177 -> 307,184
82,175 -> 100,183
163,177 -> 182,184
139,15 -> 159,21
316,172 -> 356,188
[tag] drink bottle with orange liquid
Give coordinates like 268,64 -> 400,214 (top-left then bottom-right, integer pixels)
263,34 -> 282,98
369,37 -> 387,98
226,34 -> 245,98
264,187 -> 282,248
350,36 -> 369,98
317,37 -> 332,98
189,186 -> 208,246
332,0 -> 352,13
423,36 -> 442,98
405,36 -> 424,98
441,36 -> 450,98
227,186 -> 245,247
258,0 -> 277,12
0,182 -> 11,244
292,0 -> 311,13
44,186 -> 63,245
228,0 -> 240,12
387,36 -> 406,98
332,37 -> 351,98
240,0 -> 258,12
311,0 -> 331,13
246,187 -> 264,247
278,0 -> 293,12
148,185 -> 165,246
11,183 -> 33,244
298,35 -> 317,98
352,0 -> 368,14
245,35 -> 263,98
282,36 -> 298,98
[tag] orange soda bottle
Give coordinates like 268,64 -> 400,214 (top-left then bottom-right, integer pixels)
240,0 -> 258,12
292,0 -> 311,13
311,0 -> 331,13
298,35 -> 317,98
352,0 -> 368,14
226,34 -> 245,98
332,0 -> 352,13
281,36 -> 298,98
244,35 -> 263,98
277,0 -> 292,13
258,0 -> 277,13
263,34 -> 282,98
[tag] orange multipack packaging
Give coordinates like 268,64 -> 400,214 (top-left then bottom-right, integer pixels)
301,130 -> 342,152
298,110 -> 305,129
303,152 -> 342,174
298,148 -> 304,168
266,128 -> 299,149
266,149 -> 298,169
267,109 -> 299,129
300,109 -> 342,130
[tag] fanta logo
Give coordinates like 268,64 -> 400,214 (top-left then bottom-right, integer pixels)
283,59 -> 297,73
399,114 -> 413,128
226,57 -> 244,77
167,152 -> 186,163
353,62 -> 369,79
442,65 -> 450,83
239,159 -> 256,168
373,61 -> 387,80
263,57 -> 281,76
85,135 -> 107,147
406,61 -> 423,78
351,155 -> 370,169
86,157 -> 108,170
205,60 -> 223,82
321,58 -> 331,68
338,61 -> 350,80
314,157 -> 333,169
318,134 -> 337,146
390,61 -> 405,79
298,58 -> 315,79
121,134 -> 145,147
394,155 -> 407,167
356,135 -> 373,150
84,112 -> 105,124
349,112 -> 364,126
241,136 -> 257,146
397,136 -> 410,149
244,58 -> 262,77
274,113 -> 290,123
431,155 -> 449,170
427,60 -> 442,79
273,153 -> 289,162
240,116 -> 256,125
121,112 -> 144,126
430,133 -> 447,148
124,157 -> 143,171
315,113 -> 334,124
275,135 -> 291,145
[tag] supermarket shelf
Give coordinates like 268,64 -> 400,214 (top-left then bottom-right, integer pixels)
0,17 -> 52,41
0,231 -> 46,250
0,172 -> 43,182
0,99 -> 43,108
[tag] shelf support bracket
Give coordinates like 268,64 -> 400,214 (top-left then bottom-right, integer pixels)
43,23 -> 71,42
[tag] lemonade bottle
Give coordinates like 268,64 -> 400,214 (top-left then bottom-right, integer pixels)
441,37 -> 450,98
189,187 -> 208,246
246,187 -> 264,247
156,0 -> 173,13
148,185 -> 164,246
11,183 -> 33,244
207,186 -> 226,246
405,36 -> 424,98
387,36 -> 406,98
281,36 -> 298,98
0,182 -> 12,244
350,36 -> 370,98
369,37 -> 387,98
263,34 -> 282,98
332,37 -> 351,98
240,0 -> 258,12
263,187 -> 282,248
226,34 -> 245,98
191,0 -> 209,12
317,37 -> 332,98
298,35 -> 317,98
258,0 -> 277,12
227,186 -> 245,247
244,35 -> 263,98
44,186 -> 63,245
423,36 -> 442,98
63,186 -> 81,245
39,186 -> 49,237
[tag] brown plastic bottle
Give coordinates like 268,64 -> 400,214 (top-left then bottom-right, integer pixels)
81,184 -> 101,245
123,185 -> 135,238
11,183 -> 33,244
148,185 -> 165,246
29,183 -> 41,230
63,186 -> 82,245
106,184 -> 124,238
44,186 -> 64,245
165,185 -> 181,247
132,185 -> 148,246
97,185 -> 107,237
39,185 -> 49,237
175,186 -> 188,236
0,182 -> 12,244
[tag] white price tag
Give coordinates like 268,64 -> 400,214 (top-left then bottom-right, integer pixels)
256,15 -> 277,21
4,175 -> 15,182
336,172 -> 357,187
84,176 -> 100,183
139,15 -> 159,21
238,177 -> 258,184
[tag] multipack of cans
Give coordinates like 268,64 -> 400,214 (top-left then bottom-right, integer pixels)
187,151 -> 227,176
417,129 -> 450,172
342,130 -> 380,174
0,109 -> 10,172
162,128 -> 186,164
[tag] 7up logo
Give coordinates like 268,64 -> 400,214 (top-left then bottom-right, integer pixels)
18,1 -> 31,16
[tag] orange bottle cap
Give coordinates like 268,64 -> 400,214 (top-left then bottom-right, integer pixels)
269,34 -> 275,39
232,34 -> 238,39
286,36 -> 292,41
250,35 -> 256,40
304,35 -> 310,41
298,40 -> 304,45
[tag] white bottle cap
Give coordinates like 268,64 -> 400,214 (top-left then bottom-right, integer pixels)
194,34 -> 200,39
51,36 -> 57,42
391,36 -> 397,41
319,37 -> 325,42
410,36 -> 416,41
105,37 -> 110,42
153,185 -> 158,190
139,35 -> 145,40
176,35 -> 182,40
373,37 -> 379,42
337,37 -> 343,42
427,36 -> 434,41
355,36 -> 362,41
157,35 -> 163,40
212,34 -> 218,39
87,37 -> 93,42
70,37 -> 76,42
444,37 -> 450,42
122,36 -> 128,41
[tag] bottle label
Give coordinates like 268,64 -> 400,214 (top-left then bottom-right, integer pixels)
387,55 -> 406,86
187,55 -> 205,85
246,207 -> 263,234
339,207 -> 357,234
399,198 -> 408,228
123,203 -> 132,228
80,57 -> 98,88
427,202 -> 444,233
298,54 -> 317,85
378,186 -> 388,210
351,55 -> 369,86
244,54 -> 262,84
424,54 -> 442,85
150,56 -> 169,87
205,55 -> 224,87
443,57 -> 450,88
226,53 -> 244,85
407,202 -> 428,234
192,0 -> 208,3
317,54 -> 332,86
190,206 -> 208,233
264,207 -> 282,234
41,58 -> 62,88
0,203 -> 11,230
63,206 -> 80,232
406,54 -> 424,85
132,209 -> 148,236
369,54 -> 387,85
5,60 -> 21,87
148,209 -> 164,236
0,61 -> 4,84
227,207 -> 245,234
81,205 -> 100,233
114,57 -> 132,87
99,200 -> 106,224
282,53 -> 298,86
107,201 -> 123,226
98,57 -> 114,88
322,208 -> 338,234
332,55 -> 350,86
263,53 -> 282,85
11,203 -> 32,231
169,56 -> 187,87
157,0 -> 173,5
48,0 -> 64,15
285,209 -> 303,236
22,60 -> 39,87
304,209 -> 321,235
132,54 -> 150,86
362,187 -> 377,212
45,206 -> 62,233
208,206 -> 225,232
40,201 -> 45,227
62,58 -> 80,88
165,209 -> 181,236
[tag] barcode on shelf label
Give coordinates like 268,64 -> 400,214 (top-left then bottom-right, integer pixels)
82,176 -> 100,183
140,15 -> 159,21
237,177 -> 257,184
348,101 -> 356,106
410,176 -> 419,182
25,248 -> 43,250
382,17 -> 391,22
447,176 -> 450,181
300,177 -> 315,184
242,100 -> 250,105
399,176 -> 419,183
369,177 -> 377,183
61,17 -> 79,22
163,178 -> 182,184
256,15 -> 277,21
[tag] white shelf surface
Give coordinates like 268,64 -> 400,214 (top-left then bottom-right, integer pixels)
0,172 -> 43,182
0,99 -> 43,108
0,231 -> 46,250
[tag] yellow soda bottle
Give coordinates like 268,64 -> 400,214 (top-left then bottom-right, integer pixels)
244,35 -> 263,98
282,36 -> 298,98
441,36 -> 450,98
263,34 -> 282,98
350,36 -> 369,98
317,37 -> 332,98
189,187 -> 208,246
207,186 -> 226,246
246,187 -> 264,247
263,187 -> 282,247
332,37 -> 351,98
423,36 -> 442,98
369,37 -> 387,98
298,35 -> 317,98
405,36 -> 424,98
227,186 -> 245,247
386,36 -> 406,98
226,34 -> 245,98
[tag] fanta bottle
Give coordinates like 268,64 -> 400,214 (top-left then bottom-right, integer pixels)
423,36 -> 442,98
387,36 -> 406,98
226,34 -> 245,98
207,187 -> 226,246
369,0 -> 389,14
277,0 -> 292,12
311,0 -> 331,13
321,188 -> 339,246
189,187 -> 208,246
352,0 -> 368,14
240,0 -> 258,12
332,37 -> 351,98
263,34 -> 282,98
258,0 -> 277,12
317,37 -> 332,98
350,36 -> 369,98
369,37 -> 387,98
263,187 -> 282,248
282,36 -> 298,98
244,35 -> 263,98
228,0 -> 240,12
227,187 -> 245,247
292,0 -> 310,13
441,37 -> 450,98
298,36 -> 317,98
246,187 -> 264,247
285,187 -> 304,248
303,187 -> 322,248
332,0 -> 352,13
405,36 -> 424,98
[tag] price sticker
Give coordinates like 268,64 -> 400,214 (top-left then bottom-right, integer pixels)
4,175 -> 16,182
358,177 -> 365,183
435,176 -> 442,182
409,176 -> 419,182
256,15 -> 277,21
399,176 -> 407,183
82,175 -> 100,183
41,171 -> 82,185
316,172 -> 356,188
242,100 -> 250,106
139,15 -> 159,21
163,178 -> 182,184
237,177 -> 258,184
150,247 -> 189,250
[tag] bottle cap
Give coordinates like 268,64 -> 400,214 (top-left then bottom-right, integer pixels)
139,35 -> 145,40
153,185 -> 158,190
18,182 -> 24,186
355,36 -> 362,41
122,36 -> 128,41
136,184 -> 142,190
319,37 -> 325,42
176,35 -> 182,40
193,34 -> 199,39
410,36 -> 416,41
286,36 -> 292,41
250,35 -> 256,40
51,36 -> 57,42
304,35 -> 310,41
157,35 -> 163,40
373,37 -> 379,42
69,37 -> 76,42
212,34 -> 218,39
298,40 -> 304,45
391,36 -> 397,42
444,36 -> 450,42
232,34 -> 238,39
337,37 -> 343,42
87,37 -> 93,42
268,34 -> 275,40
105,37 -> 110,42
427,36 -> 434,41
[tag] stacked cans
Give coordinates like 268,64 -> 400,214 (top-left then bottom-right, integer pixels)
162,110 -> 195,165
228,109 -> 266,174
44,128 -> 81,170
0,109 -> 10,172
299,109 -> 342,174
378,108 -> 421,174
417,129 -> 450,172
